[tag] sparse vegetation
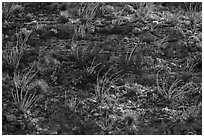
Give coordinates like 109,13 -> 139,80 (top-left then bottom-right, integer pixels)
2,2 -> 202,135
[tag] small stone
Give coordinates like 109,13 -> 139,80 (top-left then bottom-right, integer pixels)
133,27 -> 142,35
6,114 -> 17,122
27,121 -> 35,129
138,31 -> 157,43
134,21 -> 145,28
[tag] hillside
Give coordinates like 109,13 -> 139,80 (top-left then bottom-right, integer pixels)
2,2 -> 202,135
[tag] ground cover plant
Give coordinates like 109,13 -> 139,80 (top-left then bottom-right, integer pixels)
2,2 -> 202,135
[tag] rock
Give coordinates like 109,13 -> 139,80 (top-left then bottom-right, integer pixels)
48,111 -> 69,133
20,48 -> 38,65
10,4 -> 24,14
95,23 -> 134,35
132,27 -> 142,35
102,5 -> 115,14
191,76 -> 202,83
5,114 -> 17,122
27,121 -> 35,129
111,23 -> 134,35
36,24 -> 75,40
124,4 -> 136,13
147,13 -> 161,21
2,114 -> 8,125
165,28 -> 185,42
59,3 -> 70,23
59,11 -> 69,23
35,26 -> 51,39
134,21 -> 146,28
138,31 -> 157,43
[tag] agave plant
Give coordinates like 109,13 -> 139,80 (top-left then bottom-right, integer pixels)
11,63 -> 46,132
64,94 -> 79,112
95,67 -> 122,102
3,44 -> 22,72
3,28 -> 31,72
86,57 -> 102,75
124,44 -> 137,65
72,2 -> 99,38
156,70 -> 194,104
96,111 -> 116,134
79,2 -> 100,23
184,2 -> 202,12
11,63 -> 42,113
